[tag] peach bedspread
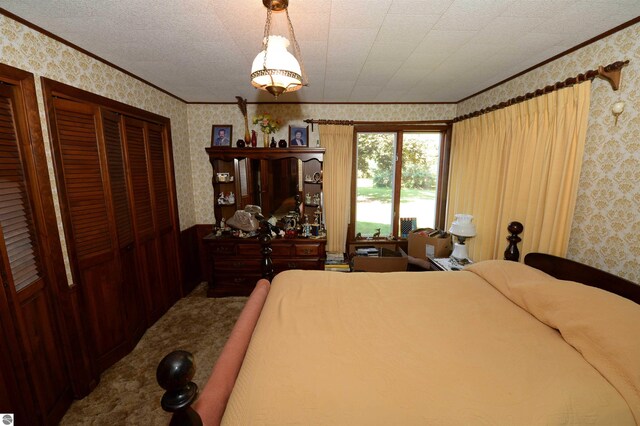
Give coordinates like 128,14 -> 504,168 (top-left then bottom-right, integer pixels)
220,261 -> 638,425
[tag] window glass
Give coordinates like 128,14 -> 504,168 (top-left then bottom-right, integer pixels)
399,132 -> 441,232
355,132 -> 396,237
354,130 -> 444,238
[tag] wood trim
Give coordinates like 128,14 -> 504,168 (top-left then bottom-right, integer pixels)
188,101 -> 457,105
0,7 -> 187,104
41,78 -> 170,125
458,16 -> 640,104
0,63 -> 97,399
435,125 -> 452,230
453,60 -> 629,123
206,147 -> 325,162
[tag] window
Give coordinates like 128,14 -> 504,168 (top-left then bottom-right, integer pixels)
352,127 -> 450,239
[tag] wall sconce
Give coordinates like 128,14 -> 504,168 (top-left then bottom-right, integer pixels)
612,101 -> 625,126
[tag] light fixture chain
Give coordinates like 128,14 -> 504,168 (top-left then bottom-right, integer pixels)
285,7 -> 307,85
261,4 -> 273,71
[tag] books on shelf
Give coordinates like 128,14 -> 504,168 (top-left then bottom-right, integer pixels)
325,252 -> 350,272
326,251 -> 345,264
324,263 -> 350,272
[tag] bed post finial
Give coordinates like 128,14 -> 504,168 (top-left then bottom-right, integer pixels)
157,350 -> 203,426
504,221 -> 524,262
259,221 -> 274,280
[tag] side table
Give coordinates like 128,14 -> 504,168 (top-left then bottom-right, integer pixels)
427,256 -> 473,271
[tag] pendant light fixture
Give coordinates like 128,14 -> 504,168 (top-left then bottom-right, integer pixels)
250,0 -> 307,98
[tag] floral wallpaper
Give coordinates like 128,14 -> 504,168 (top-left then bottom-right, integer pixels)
3,11 -> 637,283
0,14 -> 194,284
457,22 -> 640,283
187,103 -> 456,225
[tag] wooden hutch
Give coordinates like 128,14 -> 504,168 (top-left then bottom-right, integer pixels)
204,147 -> 326,296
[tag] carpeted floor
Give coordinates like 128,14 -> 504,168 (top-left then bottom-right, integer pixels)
60,283 -> 247,425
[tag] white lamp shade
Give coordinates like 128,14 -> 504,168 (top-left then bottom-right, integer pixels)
251,35 -> 302,93
449,214 -> 476,237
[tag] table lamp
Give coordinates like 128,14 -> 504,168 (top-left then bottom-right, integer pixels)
449,214 -> 476,262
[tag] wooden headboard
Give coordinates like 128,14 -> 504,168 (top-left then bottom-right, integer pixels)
524,253 -> 640,304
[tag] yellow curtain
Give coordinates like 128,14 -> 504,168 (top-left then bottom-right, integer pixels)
447,81 -> 591,261
319,124 -> 354,252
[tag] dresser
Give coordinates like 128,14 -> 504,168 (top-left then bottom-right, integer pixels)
203,234 -> 326,296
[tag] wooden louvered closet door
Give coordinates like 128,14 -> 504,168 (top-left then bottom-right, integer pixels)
50,98 -> 129,371
101,109 -> 146,342
122,116 -> 168,323
0,84 -> 72,424
147,123 -> 181,305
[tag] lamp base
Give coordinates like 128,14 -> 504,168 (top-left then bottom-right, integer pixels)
451,242 -> 469,261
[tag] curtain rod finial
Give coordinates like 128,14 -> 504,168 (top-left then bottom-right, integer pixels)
598,60 -> 629,91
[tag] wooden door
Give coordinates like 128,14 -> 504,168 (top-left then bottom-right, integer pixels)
0,84 -> 72,424
101,109 -> 146,343
147,123 -> 181,305
122,116 -> 166,323
50,97 -> 129,372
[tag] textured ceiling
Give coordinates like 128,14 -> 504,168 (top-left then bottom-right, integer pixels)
2,0 -> 639,103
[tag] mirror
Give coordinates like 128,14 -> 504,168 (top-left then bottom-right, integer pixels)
249,158 -> 302,219
207,147 -> 324,227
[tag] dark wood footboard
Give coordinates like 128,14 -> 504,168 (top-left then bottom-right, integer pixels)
158,278 -> 271,425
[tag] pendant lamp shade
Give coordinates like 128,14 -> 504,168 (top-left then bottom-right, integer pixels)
250,35 -> 303,97
250,0 -> 307,98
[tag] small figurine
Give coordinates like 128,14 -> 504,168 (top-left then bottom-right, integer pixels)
220,217 -> 226,229
312,193 -> 320,205
228,192 -> 235,204
355,232 -> 362,240
372,228 -> 381,238
218,192 -> 225,204
305,192 -> 312,204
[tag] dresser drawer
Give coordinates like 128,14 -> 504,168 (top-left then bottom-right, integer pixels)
270,244 -> 293,257
237,244 -> 262,256
209,243 -> 235,256
294,243 -> 322,257
273,259 -> 322,272
214,258 -> 262,271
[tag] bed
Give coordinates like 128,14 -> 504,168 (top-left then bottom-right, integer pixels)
157,240 -> 640,425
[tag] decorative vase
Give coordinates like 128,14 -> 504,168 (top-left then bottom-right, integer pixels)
278,139 -> 287,148
236,139 -> 245,148
270,137 -> 277,148
251,130 -> 257,148
263,132 -> 269,148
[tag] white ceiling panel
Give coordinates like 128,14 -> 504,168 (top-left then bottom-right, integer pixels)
375,14 -> 440,43
388,0 -> 456,15
1,0 -> 637,102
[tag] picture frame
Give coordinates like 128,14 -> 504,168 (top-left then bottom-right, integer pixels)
288,125 -> 309,147
211,125 -> 232,147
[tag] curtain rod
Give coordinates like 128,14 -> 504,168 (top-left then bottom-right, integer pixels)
453,60 -> 629,123
302,119 -> 451,131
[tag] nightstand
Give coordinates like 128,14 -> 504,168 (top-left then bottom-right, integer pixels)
427,256 -> 472,271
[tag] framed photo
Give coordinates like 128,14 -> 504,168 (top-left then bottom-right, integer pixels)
211,125 -> 232,147
288,125 -> 309,147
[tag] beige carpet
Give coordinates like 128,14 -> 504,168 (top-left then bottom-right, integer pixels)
60,283 -> 247,425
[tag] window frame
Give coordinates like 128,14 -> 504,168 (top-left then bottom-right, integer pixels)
349,124 -> 452,241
